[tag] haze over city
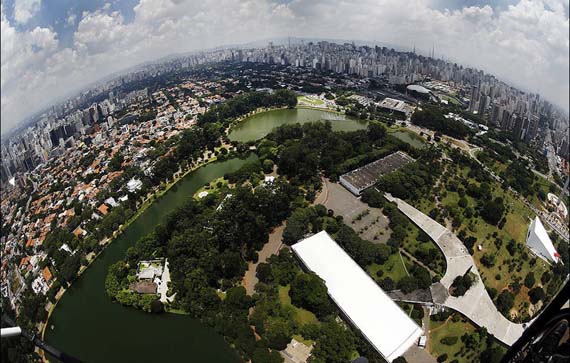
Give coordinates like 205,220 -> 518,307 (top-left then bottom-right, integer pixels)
1,0 -> 569,133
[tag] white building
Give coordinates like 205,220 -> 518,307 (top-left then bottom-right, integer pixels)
292,231 -> 423,362
127,178 -> 143,193
526,217 -> 561,264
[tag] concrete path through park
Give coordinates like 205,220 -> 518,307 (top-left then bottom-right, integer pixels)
242,224 -> 285,295
385,193 -> 525,346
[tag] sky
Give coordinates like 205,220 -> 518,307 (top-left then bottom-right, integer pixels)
1,0 -> 569,133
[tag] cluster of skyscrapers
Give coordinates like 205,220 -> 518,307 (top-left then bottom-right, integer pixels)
1,89 -> 148,182
234,41 -> 564,145
2,40 -> 568,183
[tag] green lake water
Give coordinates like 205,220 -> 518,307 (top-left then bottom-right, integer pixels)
45,155 -> 258,363
228,108 -> 369,142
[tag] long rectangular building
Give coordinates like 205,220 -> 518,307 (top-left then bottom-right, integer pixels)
339,151 -> 415,195
291,231 -> 423,362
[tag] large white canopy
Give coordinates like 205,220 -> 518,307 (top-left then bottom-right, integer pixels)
526,216 -> 560,264
291,231 -> 423,362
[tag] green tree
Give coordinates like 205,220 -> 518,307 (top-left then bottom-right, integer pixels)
108,152 -> 124,171
524,272 -> 536,289
397,276 -> 418,293
528,287 -> 545,304
289,272 -> 334,319
496,290 -> 515,315
480,198 -> 505,226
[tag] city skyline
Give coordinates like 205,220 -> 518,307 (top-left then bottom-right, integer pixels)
1,0 -> 569,133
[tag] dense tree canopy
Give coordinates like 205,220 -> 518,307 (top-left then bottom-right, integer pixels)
289,272 -> 334,319
198,89 -> 298,127
411,106 -> 470,139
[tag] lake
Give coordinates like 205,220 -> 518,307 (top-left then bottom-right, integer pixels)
228,108 -> 369,142
45,155 -> 259,363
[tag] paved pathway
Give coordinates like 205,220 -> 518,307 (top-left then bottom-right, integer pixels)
399,248 -> 438,278
242,224 -> 285,295
319,178 -> 391,244
385,194 -> 524,346
404,345 -> 436,363
158,259 -> 174,303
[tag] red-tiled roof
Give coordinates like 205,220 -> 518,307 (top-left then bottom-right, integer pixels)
42,266 -> 52,282
97,204 -> 109,216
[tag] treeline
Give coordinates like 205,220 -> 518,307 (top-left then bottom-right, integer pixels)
411,106 -> 470,139
374,147 -> 443,202
198,89 -> 298,127
282,205 -> 392,268
263,121 -> 415,191
105,179 -> 299,363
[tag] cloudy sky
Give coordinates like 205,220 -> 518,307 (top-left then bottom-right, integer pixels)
1,0 -> 569,133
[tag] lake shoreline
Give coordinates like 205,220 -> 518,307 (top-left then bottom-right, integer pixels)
43,155 -> 257,363
40,151 -> 238,343
228,107 -> 367,143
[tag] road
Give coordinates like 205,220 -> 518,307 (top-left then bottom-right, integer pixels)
242,224 -> 285,295
385,194 -> 525,346
544,129 -> 557,179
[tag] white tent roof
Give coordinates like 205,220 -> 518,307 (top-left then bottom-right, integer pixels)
526,217 -> 560,264
292,231 -> 423,362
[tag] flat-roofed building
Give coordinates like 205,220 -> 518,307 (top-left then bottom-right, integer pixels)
292,231 -> 423,362
339,151 -> 415,195
377,98 -> 414,118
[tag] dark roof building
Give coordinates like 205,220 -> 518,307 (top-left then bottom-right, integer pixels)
129,281 -> 158,294
339,151 -> 415,195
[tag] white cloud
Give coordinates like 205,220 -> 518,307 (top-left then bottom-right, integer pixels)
1,0 -> 568,132
13,0 -> 41,24
66,13 -> 77,27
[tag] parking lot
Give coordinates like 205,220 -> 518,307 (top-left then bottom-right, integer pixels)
319,178 -> 391,243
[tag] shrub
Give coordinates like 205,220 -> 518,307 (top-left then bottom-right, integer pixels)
529,287 -> 545,304
524,272 -> 536,289
441,336 -> 458,345
437,353 -> 448,362
481,253 -> 496,267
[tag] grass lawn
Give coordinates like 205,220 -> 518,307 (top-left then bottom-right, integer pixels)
429,315 -> 483,363
414,196 -> 437,215
278,285 -> 319,326
530,174 -> 559,209
298,95 -> 325,106
439,163 -> 552,321
292,334 -> 314,347
399,213 -> 446,277
165,307 -> 189,315
193,177 -> 228,199
475,150 -> 508,176
368,253 -> 410,283
388,129 -> 427,149
441,95 -> 463,106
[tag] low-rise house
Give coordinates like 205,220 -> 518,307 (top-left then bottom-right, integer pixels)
127,178 -> 143,193
97,204 -> 109,216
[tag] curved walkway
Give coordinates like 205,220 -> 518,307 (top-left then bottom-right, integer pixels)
242,224 -> 285,295
385,193 -> 524,346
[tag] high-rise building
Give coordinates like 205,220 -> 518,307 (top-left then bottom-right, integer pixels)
491,104 -> 502,126
468,86 -> 478,112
